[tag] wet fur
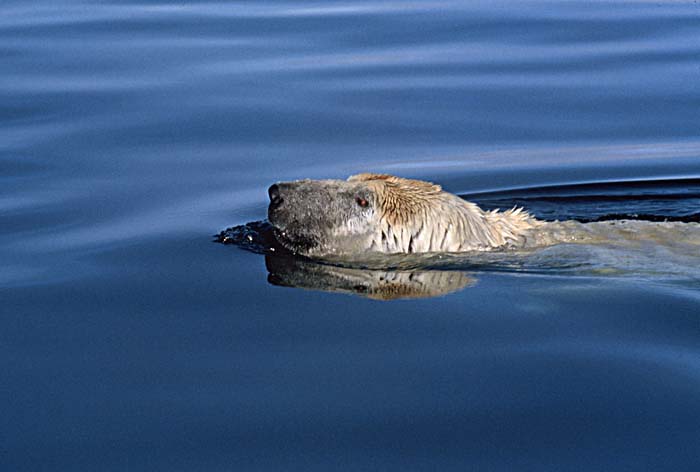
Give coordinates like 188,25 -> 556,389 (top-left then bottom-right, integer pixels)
348,173 -> 541,253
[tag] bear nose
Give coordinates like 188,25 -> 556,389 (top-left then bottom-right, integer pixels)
268,184 -> 283,209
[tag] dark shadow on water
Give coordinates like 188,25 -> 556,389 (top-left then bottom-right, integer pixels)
216,220 -> 281,255
468,177 -> 700,223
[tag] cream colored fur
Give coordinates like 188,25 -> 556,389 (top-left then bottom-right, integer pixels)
348,173 -> 543,252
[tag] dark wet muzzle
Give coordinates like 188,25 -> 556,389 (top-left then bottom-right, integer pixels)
268,184 -> 283,210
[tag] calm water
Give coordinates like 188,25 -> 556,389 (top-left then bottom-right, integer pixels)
3,1 -> 700,470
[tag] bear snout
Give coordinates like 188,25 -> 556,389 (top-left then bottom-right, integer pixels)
268,184 -> 284,211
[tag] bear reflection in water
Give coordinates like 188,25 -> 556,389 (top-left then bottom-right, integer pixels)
216,221 -> 474,299
265,254 -> 474,300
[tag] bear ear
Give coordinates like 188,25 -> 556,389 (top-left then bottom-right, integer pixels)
347,173 -> 442,193
347,173 -> 394,182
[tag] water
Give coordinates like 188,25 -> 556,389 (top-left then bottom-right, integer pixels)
2,1 -> 700,470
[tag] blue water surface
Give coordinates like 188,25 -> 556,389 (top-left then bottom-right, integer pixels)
2,1 -> 700,470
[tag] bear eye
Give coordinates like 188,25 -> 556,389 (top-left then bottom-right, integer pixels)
355,196 -> 369,208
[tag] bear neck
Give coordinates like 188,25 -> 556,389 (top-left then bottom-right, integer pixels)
371,194 -> 538,253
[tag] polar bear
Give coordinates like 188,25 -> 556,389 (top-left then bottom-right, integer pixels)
267,173 -> 546,256
265,173 -> 700,258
